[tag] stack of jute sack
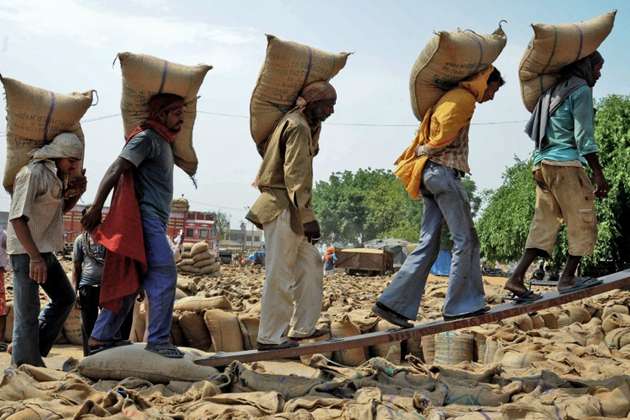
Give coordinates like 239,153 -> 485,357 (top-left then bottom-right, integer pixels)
1,76 -> 95,192
409,23 -> 507,120
117,52 -> 211,176
519,10 -> 616,111
249,34 -> 350,148
177,241 -> 220,275
170,197 -> 189,214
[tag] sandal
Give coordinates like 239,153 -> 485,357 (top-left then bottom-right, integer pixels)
372,303 -> 413,329
558,277 -> 602,294
443,306 -> 491,321
289,328 -> 329,341
0,342 -> 7,353
505,290 -> 543,304
256,340 -> 299,351
145,343 -> 185,359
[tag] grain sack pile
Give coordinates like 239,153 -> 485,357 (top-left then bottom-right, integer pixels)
249,34 -> 350,148
117,52 -> 211,175
410,23 -> 507,120
176,241 -> 220,275
519,10 -> 616,111
0,77 -> 94,192
3,263 -> 630,419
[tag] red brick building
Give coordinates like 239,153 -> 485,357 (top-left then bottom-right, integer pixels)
64,204 -> 220,249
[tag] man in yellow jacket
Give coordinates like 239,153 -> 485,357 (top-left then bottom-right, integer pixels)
373,66 -> 504,327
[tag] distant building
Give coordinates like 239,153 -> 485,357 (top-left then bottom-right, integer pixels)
64,203 -> 221,250
220,227 -> 263,250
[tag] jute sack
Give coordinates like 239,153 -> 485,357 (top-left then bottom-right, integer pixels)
174,295 -> 232,312
191,242 -> 209,256
199,262 -> 220,275
602,304 -> 630,319
130,300 -> 147,342
434,331 -> 474,365
238,314 -> 260,350
330,315 -> 366,366
1,77 -> 94,192
370,320 -> 401,364
78,343 -> 219,383
519,11 -> 616,111
531,313 -> 545,329
250,34 -> 350,145
174,287 -> 188,300
183,243 -> 193,252
193,250 -> 214,264
540,311 -> 559,329
170,317 -> 187,346
177,311 -> 212,350
204,309 -> 244,352
594,382 -> 630,418
178,258 -> 195,267
605,327 -> 630,350
602,313 -> 630,333
63,306 -> 83,345
421,335 -> 435,364
567,304 -> 591,324
410,24 -> 507,120
194,258 -> 216,269
3,302 -> 13,342
117,52 -> 211,176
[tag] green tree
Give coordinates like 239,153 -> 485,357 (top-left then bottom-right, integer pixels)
212,211 -> 230,240
476,95 -> 630,274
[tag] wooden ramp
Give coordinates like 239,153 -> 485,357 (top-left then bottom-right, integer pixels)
196,269 -> 630,367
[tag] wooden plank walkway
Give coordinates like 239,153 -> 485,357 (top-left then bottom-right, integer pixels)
196,269 -> 630,367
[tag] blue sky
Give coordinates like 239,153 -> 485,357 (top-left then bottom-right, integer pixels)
0,1 -> 627,226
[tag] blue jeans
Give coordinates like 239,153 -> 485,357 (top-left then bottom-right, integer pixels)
10,253 -> 75,367
378,161 -> 486,318
91,216 -> 177,346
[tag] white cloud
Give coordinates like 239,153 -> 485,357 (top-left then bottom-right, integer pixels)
0,0 -> 256,49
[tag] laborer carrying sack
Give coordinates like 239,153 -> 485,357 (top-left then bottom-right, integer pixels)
247,36 -> 349,351
374,24 -> 506,328
82,54 -> 209,359
506,12 -> 615,302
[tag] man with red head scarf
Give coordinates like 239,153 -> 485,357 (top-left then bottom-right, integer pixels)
247,80 -> 336,350
82,93 -> 186,358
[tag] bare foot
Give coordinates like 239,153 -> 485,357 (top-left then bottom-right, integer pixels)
504,274 -> 529,296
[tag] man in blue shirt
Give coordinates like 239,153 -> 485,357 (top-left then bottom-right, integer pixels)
505,52 -> 608,300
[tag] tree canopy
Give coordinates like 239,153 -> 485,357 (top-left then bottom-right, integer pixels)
312,168 -> 480,246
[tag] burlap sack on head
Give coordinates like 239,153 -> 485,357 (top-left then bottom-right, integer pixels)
117,52 -> 212,176
178,310 -> 212,350
1,77 -> 94,192
204,309 -> 244,352
410,24 -> 507,120
63,306 -> 83,345
519,11 -> 616,111
78,343 -> 219,383
330,315 -> 366,366
174,295 -> 232,312
250,34 -> 350,145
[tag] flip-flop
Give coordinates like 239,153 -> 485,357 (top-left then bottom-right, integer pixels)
558,277 -> 603,294
0,343 -> 7,353
145,343 -> 185,359
443,306 -> 491,321
505,290 -> 543,304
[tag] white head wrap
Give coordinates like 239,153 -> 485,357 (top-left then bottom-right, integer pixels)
30,132 -> 83,161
